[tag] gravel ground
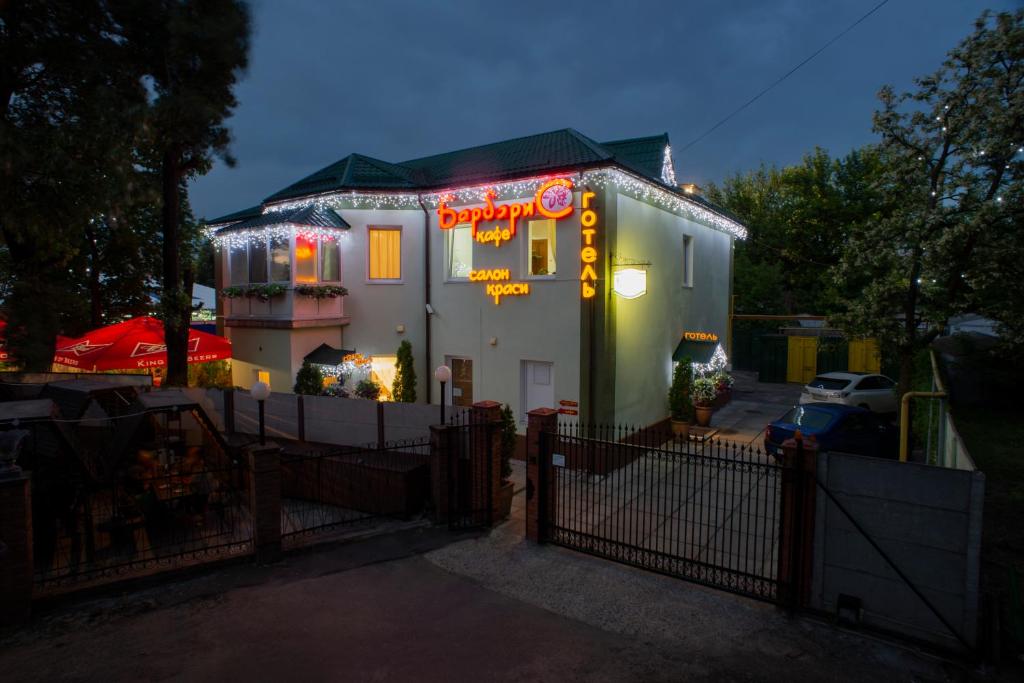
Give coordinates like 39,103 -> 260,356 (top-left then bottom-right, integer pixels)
426,500 -> 969,682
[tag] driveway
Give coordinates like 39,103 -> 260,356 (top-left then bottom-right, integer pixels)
709,370 -> 802,445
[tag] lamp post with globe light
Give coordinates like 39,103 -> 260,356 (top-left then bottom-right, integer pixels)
434,365 -> 452,424
251,380 -> 271,445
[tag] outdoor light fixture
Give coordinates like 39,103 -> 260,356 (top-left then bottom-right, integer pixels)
434,365 -> 452,424
612,267 -> 648,299
251,380 -> 271,445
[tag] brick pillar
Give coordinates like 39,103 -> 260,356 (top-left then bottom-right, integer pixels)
777,436 -> 818,610
526,408 -> 558,543
0,469 -> 32,626
430,424 -> 454,524
472,401 -> 503,525
248,446 -> 281,564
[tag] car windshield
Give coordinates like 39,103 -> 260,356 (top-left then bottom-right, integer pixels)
807,376 -> 851,390
779,406 -> 835,431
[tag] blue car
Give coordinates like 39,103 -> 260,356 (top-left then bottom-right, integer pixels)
764,403 -> 899,460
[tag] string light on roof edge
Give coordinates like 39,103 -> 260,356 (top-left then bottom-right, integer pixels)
207,223 -> 350,250
692,344 -> 728,377
223,167 -> 747,243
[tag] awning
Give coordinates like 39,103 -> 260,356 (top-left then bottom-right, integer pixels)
672,338 -> 717,364
304,343 -> 356,366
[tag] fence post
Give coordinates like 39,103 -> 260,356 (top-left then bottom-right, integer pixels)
248,445 -> 282,564
777,436 -> 818,611
297,394 -> 305,443
0,467 -> 32,626
526,407 -> 558,543
430,424 -> 454,525
377,401 -> 385,449
472,401 -> 503,526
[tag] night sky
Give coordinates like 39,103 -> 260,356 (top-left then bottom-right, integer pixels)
190,0 -> 1017,221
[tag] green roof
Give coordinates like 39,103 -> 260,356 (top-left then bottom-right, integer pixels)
208,129 -> 744,233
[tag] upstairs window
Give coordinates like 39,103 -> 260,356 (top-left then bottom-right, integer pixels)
229,246 -> 248,285
527,219 -> 556,276
369,227 -> 401,280
249,240 -> 268,283
321,239 -> 341,282
270,236 -> 291,282
446,224 -> 473,280
682,235 -> 694,287
295,235 -> 317,283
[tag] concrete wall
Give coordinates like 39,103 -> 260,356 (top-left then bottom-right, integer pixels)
197,388 -> 467,447
611,194 -> 733,427
228,326 -> 344,392
811,451 -> 985,650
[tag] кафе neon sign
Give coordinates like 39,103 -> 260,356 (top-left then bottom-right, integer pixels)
438,178 -> 598,305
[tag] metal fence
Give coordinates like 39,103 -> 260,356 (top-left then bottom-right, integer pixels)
33,450 -> 252,594
279,437 -> 432,548
540,423 -> 783,602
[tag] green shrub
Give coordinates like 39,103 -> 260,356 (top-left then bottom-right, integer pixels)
393,340 -> 417,403
668,359 -> 694,421
294,361 -> 324,395
355,379 -> 381,400
188,360 -> 233,389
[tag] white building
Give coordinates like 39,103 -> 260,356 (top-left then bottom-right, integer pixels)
206,129 -> 747,429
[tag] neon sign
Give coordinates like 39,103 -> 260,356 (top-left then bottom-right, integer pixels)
468,269 -> 531,305
580,191 -> 598,299
438,178 -> 574,247
683,331 -> 719,342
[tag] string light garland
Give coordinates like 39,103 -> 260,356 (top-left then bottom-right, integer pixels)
227,166 -> 748,241
692,344 -> 729,377
206,223 -> 349,250
661,144 -> 678,186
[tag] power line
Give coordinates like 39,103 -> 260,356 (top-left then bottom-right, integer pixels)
679,0 -> 893,154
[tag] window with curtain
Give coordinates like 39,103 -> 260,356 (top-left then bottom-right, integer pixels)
270,236 -> 290,281
321,239 -> 341,281
295,235 -> 317,283
368,227 -> 401,280
229,246 -> 248,285
528,219 -> 556,276
249,239 -> 268,283
446,224 -> 472,279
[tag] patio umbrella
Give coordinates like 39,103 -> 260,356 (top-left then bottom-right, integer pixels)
0,320 -> 11,361
54,317 -> 232,371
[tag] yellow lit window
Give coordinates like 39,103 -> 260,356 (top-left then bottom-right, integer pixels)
528,219 -> 556,276
369,228 -> 401,280
257,370 -> 270,385
295,235 -> 317,283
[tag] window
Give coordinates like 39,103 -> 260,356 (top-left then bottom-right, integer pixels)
682,235 -> 694,286
528,219 -> 555,276
809,376 -> 852,391
446,224 -> 473,280
256,370 -> 270,387
295,235 -> 317,283
779,406 -> 835,430
249,240 -> 268,283
369,227 -> 401,280
229,246 -> 248,285
321,239 -> 340,282
369,355 -> 398,401
270,236 -> 290,282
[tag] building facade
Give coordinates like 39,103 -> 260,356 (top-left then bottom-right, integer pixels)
207,129 -> 746,428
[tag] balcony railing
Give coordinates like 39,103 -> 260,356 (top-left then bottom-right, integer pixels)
224,288 -> 345,323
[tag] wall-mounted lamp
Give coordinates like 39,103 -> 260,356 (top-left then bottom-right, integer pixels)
612,267 -> 648,299
488,337 -> 498,346
396,324 -> 405,334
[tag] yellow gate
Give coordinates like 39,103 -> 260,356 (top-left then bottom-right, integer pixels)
848,338 -> 881,373
786,337 -> 818,384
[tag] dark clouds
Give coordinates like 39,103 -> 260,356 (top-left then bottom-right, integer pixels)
190,0 -> 1016,219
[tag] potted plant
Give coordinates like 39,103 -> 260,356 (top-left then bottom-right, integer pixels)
713,370 -> 734,407
668,358 -> 694,440
354,378 -> 381,400
692,377 -> 718,427
496,404 -> 517,521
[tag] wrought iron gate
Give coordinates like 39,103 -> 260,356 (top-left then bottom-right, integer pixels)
539,424 -> 785,603
447,421 -> 495,530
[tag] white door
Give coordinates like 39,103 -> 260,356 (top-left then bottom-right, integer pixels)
522,360 -> 555,420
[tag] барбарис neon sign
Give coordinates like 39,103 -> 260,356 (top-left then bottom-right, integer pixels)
437,178 -> 574,246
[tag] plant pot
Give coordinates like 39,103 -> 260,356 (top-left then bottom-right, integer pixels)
671,419 -> 691,440
694,405 -> 713,427
496,480 -> 514,522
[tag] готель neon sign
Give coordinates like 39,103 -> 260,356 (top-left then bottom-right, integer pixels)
438,178 -> 574,247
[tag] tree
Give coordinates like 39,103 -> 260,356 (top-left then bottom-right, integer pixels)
116,0 -> 250,386
833,10 -> 1024,398
668,359 -> 694,422
293,361 -> 324,396
0,1 -> 147,368
393,340 -> 417,403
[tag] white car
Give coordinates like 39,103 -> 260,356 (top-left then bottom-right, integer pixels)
799,372 -> 897,414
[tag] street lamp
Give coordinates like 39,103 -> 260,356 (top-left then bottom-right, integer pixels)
251,380 -> 271,445
434,365 -> 452,424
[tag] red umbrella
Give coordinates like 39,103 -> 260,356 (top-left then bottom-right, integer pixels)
54,317 -> 232,371
0,320 -> 11,361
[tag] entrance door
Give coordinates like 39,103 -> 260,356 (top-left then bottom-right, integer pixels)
445,356 -> 473,407
522,360 -> 555,417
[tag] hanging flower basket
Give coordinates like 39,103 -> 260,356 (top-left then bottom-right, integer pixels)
295,284 -> 349,299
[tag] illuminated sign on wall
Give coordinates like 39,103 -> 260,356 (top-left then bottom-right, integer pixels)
612,268 -> 647,299
437,178 -> 574,247
468,268 -> 531,305
580,191 -> 598,299
683,331 -> 719,342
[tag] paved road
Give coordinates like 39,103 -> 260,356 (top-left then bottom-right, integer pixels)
1,524 -> 965,682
